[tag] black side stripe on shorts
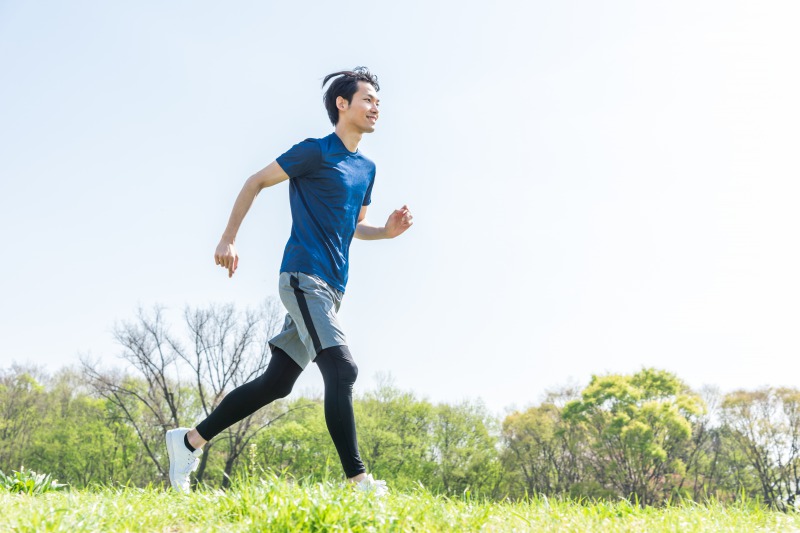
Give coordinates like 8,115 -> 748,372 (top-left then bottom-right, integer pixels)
290,275 -> 323,353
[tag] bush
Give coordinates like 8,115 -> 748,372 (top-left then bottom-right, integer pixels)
0,466 -> 67,494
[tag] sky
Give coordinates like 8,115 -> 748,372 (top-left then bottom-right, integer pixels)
1,1 -> 799,415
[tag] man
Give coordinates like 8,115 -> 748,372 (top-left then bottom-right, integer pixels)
165,67 -> 413,495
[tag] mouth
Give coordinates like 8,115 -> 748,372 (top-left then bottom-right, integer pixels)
367,115 -> 378,123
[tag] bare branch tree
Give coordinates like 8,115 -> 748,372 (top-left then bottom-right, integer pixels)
176,298 -> 286,486
82,299 -> 290,487
82,306 -> 191,481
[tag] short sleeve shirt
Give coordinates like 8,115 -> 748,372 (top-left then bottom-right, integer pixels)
276,133 -> 376,292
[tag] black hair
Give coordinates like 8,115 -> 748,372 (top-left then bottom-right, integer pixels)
322,66 -> 380,126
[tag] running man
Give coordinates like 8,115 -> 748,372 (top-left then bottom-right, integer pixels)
165,67 -> 413,494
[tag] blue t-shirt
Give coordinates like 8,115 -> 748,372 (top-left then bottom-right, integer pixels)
276,133 -> 376,292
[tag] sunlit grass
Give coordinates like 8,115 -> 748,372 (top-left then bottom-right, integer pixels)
3,475 -> 799,532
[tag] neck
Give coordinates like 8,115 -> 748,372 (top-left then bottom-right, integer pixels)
334,124 -> 363,153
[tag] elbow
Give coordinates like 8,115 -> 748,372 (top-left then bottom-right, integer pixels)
246,174 -> 268,194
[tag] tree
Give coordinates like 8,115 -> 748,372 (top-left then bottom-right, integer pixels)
430,400 -> 502,497
26,369 -> 147,486
0,366 -> 48,472
176,300 -> 293,486
500,384 -> 589,499
720,387 -> 800,509
253,397 -> 336,480
0,367 -> 154,487
501,404 -> 561,496
562,368 -> 704,505
678,385 -> 749,504
82,300 -> 292,487
355,379 -> 436,489
501,401 -> 589,499
82,307 -> 197,481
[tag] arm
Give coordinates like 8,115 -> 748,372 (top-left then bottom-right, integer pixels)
215,161 -> 289,277
355,204 -> 414,240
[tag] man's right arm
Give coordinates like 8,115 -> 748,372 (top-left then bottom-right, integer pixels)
215,161 -> 289,278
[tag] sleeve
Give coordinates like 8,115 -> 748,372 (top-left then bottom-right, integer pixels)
362,169 -> 375,206
275,139 -> 322,179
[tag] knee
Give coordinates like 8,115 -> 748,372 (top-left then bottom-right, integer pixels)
342,357 -> 358,385
254,368 -> 296,401
337,346 -> 359,385
318,345 -> 358,385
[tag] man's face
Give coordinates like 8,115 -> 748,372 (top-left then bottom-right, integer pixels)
338,81 -> 380,133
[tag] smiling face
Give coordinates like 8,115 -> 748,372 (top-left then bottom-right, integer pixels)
336,81 -> 380,134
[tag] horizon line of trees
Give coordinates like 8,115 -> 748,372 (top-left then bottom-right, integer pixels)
2,301 -> 799,510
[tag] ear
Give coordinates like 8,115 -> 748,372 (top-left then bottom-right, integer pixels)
336,95 -> 348,111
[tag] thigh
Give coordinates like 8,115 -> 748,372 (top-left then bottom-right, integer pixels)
260,347 -> 304,388
279,272 -> 348,356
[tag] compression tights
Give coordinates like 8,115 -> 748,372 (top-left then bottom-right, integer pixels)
194,346 -> 366,478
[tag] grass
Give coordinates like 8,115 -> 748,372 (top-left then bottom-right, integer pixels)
3,475 -> 800,532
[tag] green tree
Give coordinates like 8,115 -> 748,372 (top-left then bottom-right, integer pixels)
679,386 -> 753,504
430,400 -> 502,497
25,370 -> 144,486
355,381 -> 436,490
562,368 -> 704,505
501,401 -> 588,498
0,366 -> 48,472
252,398 -> 337,480
0,367 -> 156,487
720,387 -> 800,509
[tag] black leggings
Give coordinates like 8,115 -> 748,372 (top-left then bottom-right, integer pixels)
195,346 -> 366,478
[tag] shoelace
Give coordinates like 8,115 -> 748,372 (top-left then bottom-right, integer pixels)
178,453 -> 199,475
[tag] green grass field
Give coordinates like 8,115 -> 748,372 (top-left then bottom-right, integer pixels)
3,476 -> 799,532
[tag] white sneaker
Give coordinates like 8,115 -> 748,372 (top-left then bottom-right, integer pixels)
355,474 -> 389,498
165,428 -> 202,493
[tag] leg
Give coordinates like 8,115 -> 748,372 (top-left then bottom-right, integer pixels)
192,347 -> 303,444
315,345 -> 366,479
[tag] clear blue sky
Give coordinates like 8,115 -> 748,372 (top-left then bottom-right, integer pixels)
2,1 -> 799,414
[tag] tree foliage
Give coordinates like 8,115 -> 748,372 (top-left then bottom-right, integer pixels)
561,368 -> 704,504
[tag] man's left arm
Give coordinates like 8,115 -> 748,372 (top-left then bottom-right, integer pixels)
355,204 -> 413,240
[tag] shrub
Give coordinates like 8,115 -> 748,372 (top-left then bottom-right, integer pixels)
0,466 -> 67,494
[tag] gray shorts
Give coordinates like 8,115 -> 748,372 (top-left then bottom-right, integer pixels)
268,272 -> 347,369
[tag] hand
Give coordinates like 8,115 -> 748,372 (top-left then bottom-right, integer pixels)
215,240 -> 238,278
384,205 -> 413,238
